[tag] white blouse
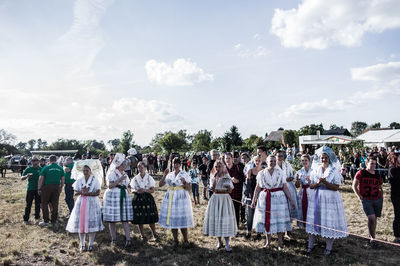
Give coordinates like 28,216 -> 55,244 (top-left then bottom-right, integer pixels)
256,168 -> 286,189
295,167 -> 312,185
211,173 -> 234,191
130,173 -> 155,190
310,165 -> 342,185
107,169 -> 130,187
277,161 -> 294,178
73,176 -> 101,193
165,170 -> 191,187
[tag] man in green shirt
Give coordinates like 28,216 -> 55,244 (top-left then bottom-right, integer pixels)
38,155 -> 65,226
21,157 -> 41,224
63,157 -> 75,215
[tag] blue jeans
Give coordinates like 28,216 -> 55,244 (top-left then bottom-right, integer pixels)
64,183 -> 75,214
191,183 -> 199,197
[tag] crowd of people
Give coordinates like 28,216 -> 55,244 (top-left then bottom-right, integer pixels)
17,144 -> 400,255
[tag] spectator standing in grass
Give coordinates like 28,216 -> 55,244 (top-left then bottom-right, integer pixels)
207,150 -> 220,198
102,153 -> 133,247
306,146 -> 348,255
130,162 -> 158,241
63,157 -> 75,216
159,158 -> 194,245
19,156 -> 28,176
251,155 -> 295,250
189,161 -> 200,205
21,156 -> 41,224
66,160 -> 104,252
295,154 -> 312,229
225,152 -> 245,228
38,155 -> 65,226
244,155 -> 262,239
203,159 -> 237,252
388,152 -> 400,243
199,156 -> 209,200
352,156 -> 383,248
276,150 -> 298,223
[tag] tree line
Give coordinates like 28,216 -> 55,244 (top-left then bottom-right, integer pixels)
0,121 -> 399,157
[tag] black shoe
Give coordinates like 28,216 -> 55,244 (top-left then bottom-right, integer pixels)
124,240 -> 131,248
255,234 -> 261,241
245,233 -> 251,239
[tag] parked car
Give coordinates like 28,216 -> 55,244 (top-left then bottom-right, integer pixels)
8,155 -> 22,172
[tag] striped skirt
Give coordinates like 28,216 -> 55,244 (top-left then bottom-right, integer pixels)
203,194 -> 237,237
102,187 -> 133,222
253,190 -> 292,234
159,188 -> 194,229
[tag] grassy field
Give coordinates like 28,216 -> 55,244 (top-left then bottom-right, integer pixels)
0,170 -> 399,266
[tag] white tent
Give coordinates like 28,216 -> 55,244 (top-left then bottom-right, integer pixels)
357,129 -> 400,148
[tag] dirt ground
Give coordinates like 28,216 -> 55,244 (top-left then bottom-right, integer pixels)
0,170 -> 399,265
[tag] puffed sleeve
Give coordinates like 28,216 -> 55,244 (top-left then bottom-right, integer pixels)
92,177 -> 101,191
287,163 -> 294,177
182,171 -> 191,183
225,174 -> 234,189
331,167 -> 343,185
279,169 -> 287,184
256,170 -> 264,187
73,178 -> 81,191
107,171 -> 118,184
148,174 -> 155,188
130,175 -> 138,190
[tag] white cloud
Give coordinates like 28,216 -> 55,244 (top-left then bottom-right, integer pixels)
351,61 -> 400,81
56,0 -> 114,76
145,58 -> 213,86
271,0 -> 400,49
253,33 -> 261,40
280,61 -> 400,118
234,43 -> 269,58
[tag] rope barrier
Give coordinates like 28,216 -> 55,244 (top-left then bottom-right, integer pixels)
194,181 -> 400,248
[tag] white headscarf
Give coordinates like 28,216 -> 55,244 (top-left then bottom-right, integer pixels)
105,153 -> 127,181
71,159 -> 104,186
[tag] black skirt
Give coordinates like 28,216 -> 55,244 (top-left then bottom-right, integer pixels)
131,192 -> 159,224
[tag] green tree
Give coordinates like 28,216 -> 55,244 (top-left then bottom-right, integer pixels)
0,129 -> 16,144
390,122 -> 400,129
16,142 -> 27,152
221,125 -> 243,151
298,123 -> 324,136
36,138 -> 48,150
210,137 -> 223,151
158,131 -> 189,154
107,139 -> 121,152
191,130 -> 212,152
150,133 -> 165,153
351,121 -> 368,136
329,124 -> 344,130
283,130 -> 298,146
369,122 -> 381,129
48,139 -> 85,154
118,130 -> 135,154
27,139 -> 36,150
242,134 -> 263,152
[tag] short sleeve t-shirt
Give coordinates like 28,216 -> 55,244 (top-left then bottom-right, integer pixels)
355,170 -> 382,200
40,163 -> 65,185
23,166 -> 42,191
64,163 -> 75,184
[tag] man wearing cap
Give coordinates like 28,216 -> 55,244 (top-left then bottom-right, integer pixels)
38,155 -> 65,226
21,157 -> 42,224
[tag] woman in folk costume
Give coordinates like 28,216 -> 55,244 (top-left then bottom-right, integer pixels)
130,162 -> 158,241
66,159 -> 104,252
306,146 -> 348,255
203,159 -> 237,252
251,155 -> 296,250
295,154 -> 313,228
159,158 -> 194,245
276,150 -> 298,222
102,153 -> 134,247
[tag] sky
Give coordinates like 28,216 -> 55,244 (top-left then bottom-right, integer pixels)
1,0 -> 400,146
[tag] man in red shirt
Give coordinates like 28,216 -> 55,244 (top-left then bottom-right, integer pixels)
352,156 -> 383,248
